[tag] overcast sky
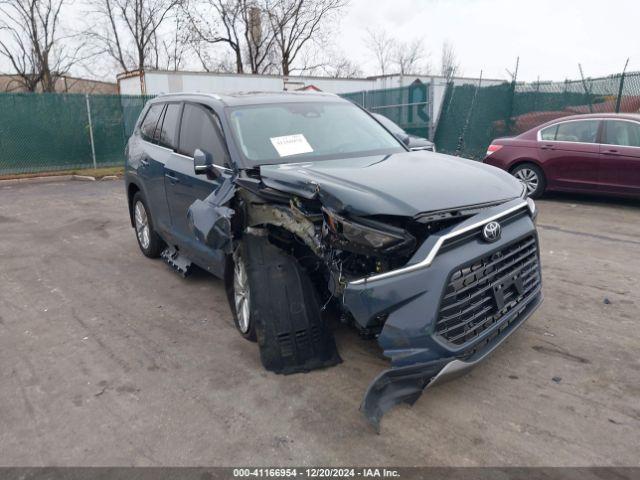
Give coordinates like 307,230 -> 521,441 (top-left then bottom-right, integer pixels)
1,0 -> 638,83
338,0 -> 640,81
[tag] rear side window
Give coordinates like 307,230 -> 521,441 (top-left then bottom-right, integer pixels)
157,103 -> 181,149
603,120 -> 640,147
554,120 -> 599,143
178,104 -> 229,166
140,104 -> 164,142
540,125 -> 558,141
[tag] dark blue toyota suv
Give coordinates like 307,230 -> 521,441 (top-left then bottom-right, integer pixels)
125,91 -> 542,430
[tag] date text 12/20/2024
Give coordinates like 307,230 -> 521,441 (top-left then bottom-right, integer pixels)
233,468 -> 401,478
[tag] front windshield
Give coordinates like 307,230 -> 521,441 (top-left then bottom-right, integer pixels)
226,101 -> 405,165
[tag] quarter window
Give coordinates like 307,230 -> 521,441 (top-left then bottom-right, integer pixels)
539,125 -> 558,141
140,104 -> 164,142
553,120 -> 599,143
178,104 -> 229,166
603,120 -> 640,147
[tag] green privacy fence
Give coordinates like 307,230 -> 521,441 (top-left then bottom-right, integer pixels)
340,83 -> 430,138
0,93 -> 153,175
3,72 -> 640,175
434,71 -> 640,160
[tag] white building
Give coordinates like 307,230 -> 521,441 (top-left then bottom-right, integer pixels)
117,69 -> 504,96
117,69 -> 505,138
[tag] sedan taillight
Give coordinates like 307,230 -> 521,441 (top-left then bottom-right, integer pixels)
486,144 -> 503,156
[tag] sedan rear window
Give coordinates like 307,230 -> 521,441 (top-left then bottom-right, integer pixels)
226,102 -> 405,165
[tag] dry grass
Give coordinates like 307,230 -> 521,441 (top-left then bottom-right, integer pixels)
0,166 -> 124,181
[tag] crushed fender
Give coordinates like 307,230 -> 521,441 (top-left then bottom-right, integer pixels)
243,234 -> 342,374
187,179 -> 236,253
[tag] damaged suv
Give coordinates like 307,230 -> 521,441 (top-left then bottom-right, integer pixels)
125,92 -> 542,430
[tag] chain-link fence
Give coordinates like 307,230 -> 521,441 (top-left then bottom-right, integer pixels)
434,71 -> 640,159
0,93 -> 153,175
340,83 -> 430,138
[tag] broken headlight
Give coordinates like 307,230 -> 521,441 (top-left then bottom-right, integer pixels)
322,208 -> 414,252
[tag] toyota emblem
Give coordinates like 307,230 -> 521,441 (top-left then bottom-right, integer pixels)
482,221 -> 502,243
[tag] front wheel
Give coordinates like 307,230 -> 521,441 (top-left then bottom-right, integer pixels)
512,163 -> 546,199
229,245 -> 257,341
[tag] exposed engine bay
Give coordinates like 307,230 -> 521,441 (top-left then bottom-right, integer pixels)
189,166 -> 507,335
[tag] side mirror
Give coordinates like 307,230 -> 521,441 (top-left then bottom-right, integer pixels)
193,148 -> 220,178
394,132 -> 411,146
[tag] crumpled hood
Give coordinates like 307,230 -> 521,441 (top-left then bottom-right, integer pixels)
259,151 -> 522,217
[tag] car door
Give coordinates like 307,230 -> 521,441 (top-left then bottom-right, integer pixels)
164,102 -> 232,274
135,102 -> 173,236
599,119 -> 640,197
537,119 -> 602,193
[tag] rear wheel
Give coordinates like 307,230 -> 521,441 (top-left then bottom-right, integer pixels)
132,192 -> 163,258
512,163 -> 546,199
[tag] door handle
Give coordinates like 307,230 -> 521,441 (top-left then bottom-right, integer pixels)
541,144 -> 555,150
603,148 -> 619,154
165,172 -> 180,184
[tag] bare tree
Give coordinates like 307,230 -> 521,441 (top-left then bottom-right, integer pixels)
267,0 -> 346,76
440,41 -> 459,81
182,0 -> 245,73
86,0 -> 182,72
156,13 -> 189,70
365,28 -> 394,76
322,55 -> 361,78
0,0 -> 81,91
393,38 -> 426,75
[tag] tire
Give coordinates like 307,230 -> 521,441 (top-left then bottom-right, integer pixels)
227,243 -> 257,342
132,192 -> 164,258
512,163 -> 546,199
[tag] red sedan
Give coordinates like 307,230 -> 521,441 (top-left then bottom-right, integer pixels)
483,113 -> 640,199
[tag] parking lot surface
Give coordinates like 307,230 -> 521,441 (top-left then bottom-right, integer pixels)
1,179 -> 639,466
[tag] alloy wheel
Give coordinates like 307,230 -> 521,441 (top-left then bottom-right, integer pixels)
233,255 -> 251,334
134,201 -> 150,250
514,168 -> 539,196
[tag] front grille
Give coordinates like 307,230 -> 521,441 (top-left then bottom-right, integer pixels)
436,235 -> 540,346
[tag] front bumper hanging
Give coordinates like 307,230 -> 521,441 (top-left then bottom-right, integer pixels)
360,290 -> 543,432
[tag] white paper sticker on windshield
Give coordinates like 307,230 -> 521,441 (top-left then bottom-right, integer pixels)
270,134 -> 313,157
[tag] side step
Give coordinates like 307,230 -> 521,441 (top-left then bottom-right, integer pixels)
161,246 -> 194,278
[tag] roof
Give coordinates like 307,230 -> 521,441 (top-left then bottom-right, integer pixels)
149,90 -> 343,107
537,112 -> 640,125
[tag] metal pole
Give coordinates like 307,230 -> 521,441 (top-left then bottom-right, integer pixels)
456,70 -> 482,157
578,64 -> 593,113
615,58 -> 629,113
85,93 -> 97,169
428,79 -> 435,140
